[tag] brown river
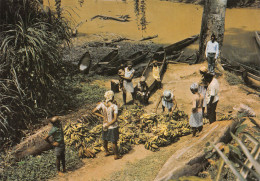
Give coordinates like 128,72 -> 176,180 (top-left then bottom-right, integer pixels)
45,0 -> 260,66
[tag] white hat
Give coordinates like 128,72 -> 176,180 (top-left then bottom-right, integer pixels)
190,83 -> 198,91
104,90 -> 114,102
163,90 -> 173,101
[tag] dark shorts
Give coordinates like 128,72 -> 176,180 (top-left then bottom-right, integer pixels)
102,127 -> 119,143
54,143 -> 65,157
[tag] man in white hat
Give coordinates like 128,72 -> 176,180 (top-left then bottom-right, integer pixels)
155,90 -> 177,117
92,90 -> 121,160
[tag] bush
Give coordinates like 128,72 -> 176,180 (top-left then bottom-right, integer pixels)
0,147 -> 82,181
225,71 -> 244,85
0,0 -> 71,144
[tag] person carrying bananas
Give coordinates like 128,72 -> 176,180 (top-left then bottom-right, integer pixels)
155,90 -> 177,117
189,83 -> 204,137
44,116 -> 66,175
92,90 -> 121,160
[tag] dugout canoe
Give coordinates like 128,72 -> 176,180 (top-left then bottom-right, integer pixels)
244,72 -> 260,89
90,49 -> 119,71
78,51 -> 92,74
142,51 -> 167,94
102,51 -> 148,75
156,34 -> 199,54
255,31 -> 260,48
221,57 -> 260,89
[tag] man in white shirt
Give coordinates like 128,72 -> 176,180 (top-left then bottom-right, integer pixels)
205,34 -> 219,74
205,73 -> 219,123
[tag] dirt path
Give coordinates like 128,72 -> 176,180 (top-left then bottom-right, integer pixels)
53,62 -> 260,181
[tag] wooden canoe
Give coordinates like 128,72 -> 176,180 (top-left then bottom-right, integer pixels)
245,72 -> 260,89
156,34 -> 199,54
90,49 -> 119,71
142,52 -> 167,94
102,51 -> 148,75
78,51 -> 92,74
255,31 -> 260,48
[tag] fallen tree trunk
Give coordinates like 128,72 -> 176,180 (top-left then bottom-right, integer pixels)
91,15 -> 130,22
11,112 -> 99,160
155,120 -> 238,181
140,35 -> 158,41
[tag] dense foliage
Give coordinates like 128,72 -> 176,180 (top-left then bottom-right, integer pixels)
0,147 -> 82,181
0,0 -> 71,145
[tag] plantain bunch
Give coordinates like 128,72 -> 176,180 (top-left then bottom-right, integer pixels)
63,105 -> 194,158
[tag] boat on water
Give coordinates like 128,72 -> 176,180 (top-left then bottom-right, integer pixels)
255,31 -> 260,48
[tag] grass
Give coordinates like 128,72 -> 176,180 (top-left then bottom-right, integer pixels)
0,147 -> 83,181
225,71 -> 244,86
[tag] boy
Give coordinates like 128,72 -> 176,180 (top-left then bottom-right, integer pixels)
44,116 -> 66,174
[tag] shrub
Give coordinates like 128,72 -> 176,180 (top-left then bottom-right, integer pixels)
0,147 -> 82,181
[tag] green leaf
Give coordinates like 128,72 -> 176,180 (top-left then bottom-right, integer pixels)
228,144 -> 242,159
213,144 -> 246,181
235,124 -> 247,135
205,142 -> 210,147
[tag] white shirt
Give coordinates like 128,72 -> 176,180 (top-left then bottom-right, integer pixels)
96,102 -> 118,129
205,40 -> 219,59
206,78 -> 219,104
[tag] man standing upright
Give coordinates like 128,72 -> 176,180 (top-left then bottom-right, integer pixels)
205,73 -> 219,124
205,34 -> 219,74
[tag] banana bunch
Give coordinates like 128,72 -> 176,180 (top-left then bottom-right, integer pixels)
84,148 -> 96,158
64,104 -> 194,158
217,114 -> 233,121
144,136 -> 160,152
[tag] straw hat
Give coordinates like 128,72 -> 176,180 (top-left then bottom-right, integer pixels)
199,66 -> 208,74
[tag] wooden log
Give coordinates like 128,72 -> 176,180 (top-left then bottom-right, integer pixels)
91,15 -> 130,22
11,125 -> 52,161
11,113 -> 99,160
140,35 -> 158,41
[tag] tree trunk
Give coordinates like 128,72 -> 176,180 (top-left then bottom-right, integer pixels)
198,0 -> 227,62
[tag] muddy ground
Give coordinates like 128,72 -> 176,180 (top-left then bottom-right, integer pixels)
49,33 -> 260,181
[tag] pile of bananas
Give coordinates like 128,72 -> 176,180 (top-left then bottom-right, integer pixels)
217,114 -> 233,121
63,105 -> 194,158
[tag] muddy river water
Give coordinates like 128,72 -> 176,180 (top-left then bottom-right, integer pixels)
45,0 -> 260,65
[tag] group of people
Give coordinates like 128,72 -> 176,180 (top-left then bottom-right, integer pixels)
189,65 -> 219,137
118,60 -> 162,105
44,33 -> 220,174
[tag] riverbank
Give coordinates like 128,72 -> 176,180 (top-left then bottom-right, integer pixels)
52,34 -> 259,180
